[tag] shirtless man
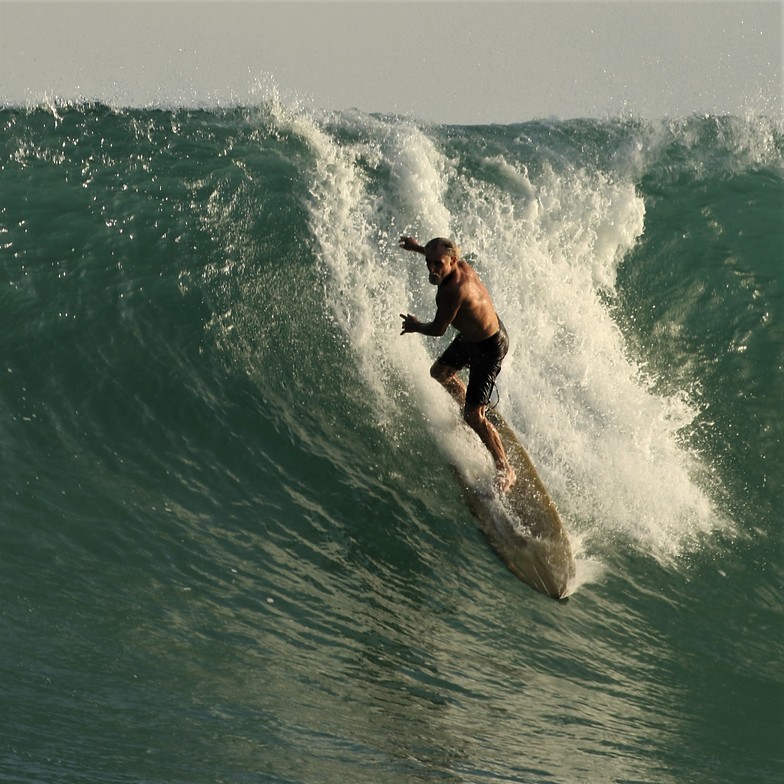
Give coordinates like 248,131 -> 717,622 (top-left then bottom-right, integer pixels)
398,236 -> 516,491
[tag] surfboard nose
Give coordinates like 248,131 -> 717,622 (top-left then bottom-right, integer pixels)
505,534 -> 575,599
457,477 -> 575,600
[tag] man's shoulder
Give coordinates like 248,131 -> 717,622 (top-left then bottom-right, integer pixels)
453,259 -> 475,282
457,259 -> 486,291
440,268 -> 468,296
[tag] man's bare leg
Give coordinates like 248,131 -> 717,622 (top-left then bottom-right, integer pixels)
465,405 -> 516,492
430,362 -> 516,491
430,361 -> 466,407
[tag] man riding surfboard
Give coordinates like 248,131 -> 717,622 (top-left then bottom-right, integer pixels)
398,236 -> 516,492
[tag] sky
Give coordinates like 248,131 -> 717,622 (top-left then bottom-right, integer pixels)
1,1 -> 781,123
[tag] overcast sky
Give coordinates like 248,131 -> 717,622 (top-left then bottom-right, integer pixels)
1,1 -> 781,123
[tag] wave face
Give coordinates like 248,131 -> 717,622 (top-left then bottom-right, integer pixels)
2,102 -> 782,783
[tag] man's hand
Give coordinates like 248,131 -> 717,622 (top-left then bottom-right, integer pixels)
399,236 -> 424,254
400,313 -> 421,335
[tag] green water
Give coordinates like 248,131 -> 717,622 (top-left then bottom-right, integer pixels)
1,104 -> 782,783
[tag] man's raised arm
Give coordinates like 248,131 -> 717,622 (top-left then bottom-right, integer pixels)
399,236 -> 425,254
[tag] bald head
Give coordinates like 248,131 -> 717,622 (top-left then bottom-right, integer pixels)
424,237 -> 460,261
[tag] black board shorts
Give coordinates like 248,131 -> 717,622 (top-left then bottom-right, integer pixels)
437,320 -> 509,408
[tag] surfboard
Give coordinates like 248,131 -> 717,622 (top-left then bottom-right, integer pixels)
455,410 -> 576,600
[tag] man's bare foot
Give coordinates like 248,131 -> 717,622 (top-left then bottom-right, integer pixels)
494,465 -> 517,494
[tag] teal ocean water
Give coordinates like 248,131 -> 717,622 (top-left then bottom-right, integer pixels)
1,101 -> 782,783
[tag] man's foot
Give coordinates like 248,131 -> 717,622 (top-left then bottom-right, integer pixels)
494,465 -> 517,494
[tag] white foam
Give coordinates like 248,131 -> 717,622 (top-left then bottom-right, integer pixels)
282,103 -> 725,563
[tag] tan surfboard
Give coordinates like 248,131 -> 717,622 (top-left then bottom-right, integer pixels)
456,410 -> 576,600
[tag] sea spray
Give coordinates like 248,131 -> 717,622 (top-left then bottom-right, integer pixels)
278,105 -> 726,562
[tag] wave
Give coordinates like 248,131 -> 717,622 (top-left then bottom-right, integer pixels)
2,99 -> 781,572
3,95 -> 783,784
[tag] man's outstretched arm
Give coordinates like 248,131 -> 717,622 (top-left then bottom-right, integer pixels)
400,313 -> 448,337
400,287 -> 461,337
399,236 -> 425,254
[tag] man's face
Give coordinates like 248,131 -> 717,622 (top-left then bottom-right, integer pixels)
425,250 -> 453,285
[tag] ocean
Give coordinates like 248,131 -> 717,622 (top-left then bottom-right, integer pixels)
1,99 -> 782,783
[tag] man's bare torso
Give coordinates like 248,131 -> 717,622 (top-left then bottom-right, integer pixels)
437,259 -> 500,342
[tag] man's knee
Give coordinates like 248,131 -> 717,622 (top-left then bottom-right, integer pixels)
463,405 -> 485,430
430,361 -> 451,383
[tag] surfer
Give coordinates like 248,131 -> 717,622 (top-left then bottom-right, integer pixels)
398,236 -> 516,492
